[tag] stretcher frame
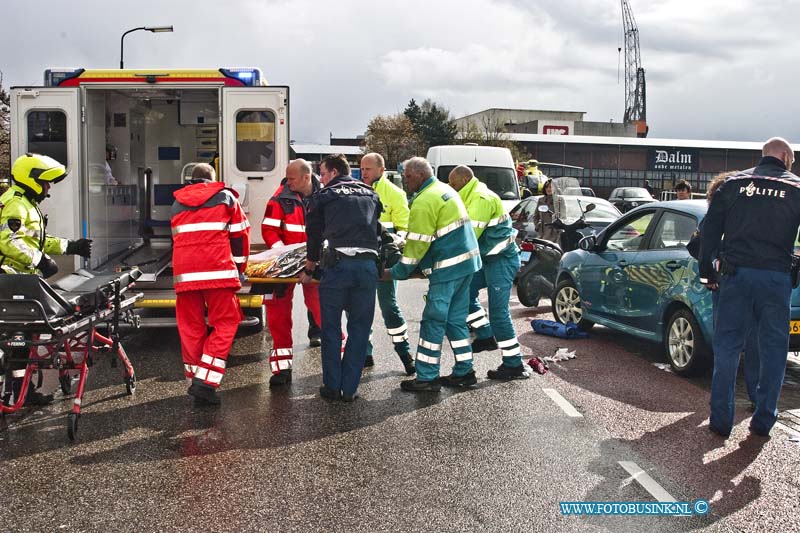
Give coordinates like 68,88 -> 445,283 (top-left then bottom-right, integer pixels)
0,270 -> 143,440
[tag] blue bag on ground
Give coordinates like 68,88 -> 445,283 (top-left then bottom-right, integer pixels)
531,319 -> 589,339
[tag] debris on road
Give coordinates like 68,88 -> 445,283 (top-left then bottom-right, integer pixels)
527,356 -> 549,375
544,348 -> 577,363
531,319 -> 589,339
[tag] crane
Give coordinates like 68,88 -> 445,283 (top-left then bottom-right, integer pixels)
621,0 -> 648,137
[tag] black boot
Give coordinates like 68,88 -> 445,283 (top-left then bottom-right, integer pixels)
471,336 -> 498,354
269,369 -> 292,386
188,380 -> 221,406
487,364 -> 531,381
400,356 -> 416,376
439,370 -> 478,388
400,378 -> 441,392
319,385 -> 341,401
10,378 -> 53,406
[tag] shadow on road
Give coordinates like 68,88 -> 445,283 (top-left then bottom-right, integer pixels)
1,366 -> 497,465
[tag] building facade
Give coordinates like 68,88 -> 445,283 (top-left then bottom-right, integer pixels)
509,133 -> 784,198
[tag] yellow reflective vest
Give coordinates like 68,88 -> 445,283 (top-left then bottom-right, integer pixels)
0,186 -> 67,274
373,175 -> 409,234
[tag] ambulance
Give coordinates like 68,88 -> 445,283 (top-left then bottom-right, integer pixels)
9,67 -> 289,330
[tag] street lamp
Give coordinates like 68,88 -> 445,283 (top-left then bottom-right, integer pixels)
119,26 -> 174,69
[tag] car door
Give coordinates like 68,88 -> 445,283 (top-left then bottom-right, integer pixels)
620,209 -> 699,332
577,209 -> 657,321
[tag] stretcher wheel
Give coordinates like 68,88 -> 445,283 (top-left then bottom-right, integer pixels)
67,413 -> 79,441
59,374 -> 73,395
125,374 -> 136,395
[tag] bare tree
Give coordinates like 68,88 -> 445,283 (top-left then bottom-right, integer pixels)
0,71 -> 10,181
457,115 -> 525,161
363,113 -> 424,169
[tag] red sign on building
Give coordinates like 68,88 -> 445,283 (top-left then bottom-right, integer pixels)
542,125 -> 570,135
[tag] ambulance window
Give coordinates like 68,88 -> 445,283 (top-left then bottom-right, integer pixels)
236,110 -> 276,172
27,111 -> 68,166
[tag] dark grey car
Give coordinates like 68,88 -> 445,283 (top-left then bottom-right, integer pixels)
509,195 -> 622,243
609,187 -> 657,213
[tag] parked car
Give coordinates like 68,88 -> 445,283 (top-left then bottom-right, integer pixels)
563,186 -> 596,197
609,187 -> 657,213
509,195 -> 621,243
552,200 -> 800,376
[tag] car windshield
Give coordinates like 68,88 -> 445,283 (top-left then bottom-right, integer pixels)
437,165 -> 519,200
562,197 -> 620,222
623,188 -> 652,199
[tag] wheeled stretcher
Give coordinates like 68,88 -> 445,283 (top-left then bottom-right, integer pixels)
0,268 -> 143,440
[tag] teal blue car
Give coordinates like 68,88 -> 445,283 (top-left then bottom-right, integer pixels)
553,199 -> 800,376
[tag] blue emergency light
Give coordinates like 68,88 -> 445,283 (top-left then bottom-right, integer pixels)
220,68 -> 262,86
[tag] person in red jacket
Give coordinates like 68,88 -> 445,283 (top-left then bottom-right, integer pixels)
261,159 -> 323,386
172,163 -> 250,406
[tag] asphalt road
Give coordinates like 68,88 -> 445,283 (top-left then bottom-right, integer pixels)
1,281 -> 798,532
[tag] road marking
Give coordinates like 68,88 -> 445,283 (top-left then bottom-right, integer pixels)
542,388 -> 583,418
618,461 -> 677,502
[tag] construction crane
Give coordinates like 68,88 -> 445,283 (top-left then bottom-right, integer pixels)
621,0 -> 648,137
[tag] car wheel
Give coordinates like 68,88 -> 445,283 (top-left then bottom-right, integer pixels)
663,308 -> 711,377
238,305 -> 266,336
517,272 -> 552,307
553,279 -> 594,330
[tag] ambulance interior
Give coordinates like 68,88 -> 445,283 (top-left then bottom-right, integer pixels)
83,87 -> 219,282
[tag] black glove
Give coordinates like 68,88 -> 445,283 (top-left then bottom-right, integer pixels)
66,238 -> 92,258
36,255 -> 59,279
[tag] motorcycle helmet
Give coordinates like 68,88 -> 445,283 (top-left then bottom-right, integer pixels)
11,153 -> 68,202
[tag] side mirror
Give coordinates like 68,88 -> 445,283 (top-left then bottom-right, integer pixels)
538,205 -> 550,213
578,235 -> 597,251
521,188 -> 533,199
584,203 -> 596,213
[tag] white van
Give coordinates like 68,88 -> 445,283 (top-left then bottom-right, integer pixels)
426,144 -> 520,211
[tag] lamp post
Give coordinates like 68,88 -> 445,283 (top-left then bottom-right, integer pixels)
119,26 -> 173,69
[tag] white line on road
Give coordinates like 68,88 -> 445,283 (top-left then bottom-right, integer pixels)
542,388 -> 583,418
618,461 -> 677,503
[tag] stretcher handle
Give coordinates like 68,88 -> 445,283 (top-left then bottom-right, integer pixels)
247,277 -> 316,284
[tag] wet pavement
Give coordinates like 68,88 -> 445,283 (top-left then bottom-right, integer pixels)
1,281 -> 798,531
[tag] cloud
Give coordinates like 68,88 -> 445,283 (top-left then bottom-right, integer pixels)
2,0 -> 800,142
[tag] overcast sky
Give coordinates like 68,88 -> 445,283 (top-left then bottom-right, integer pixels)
3,0 -> 799,144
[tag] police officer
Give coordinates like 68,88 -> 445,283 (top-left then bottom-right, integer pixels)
448,165 -> 529,381
302,154 -> 382,402
386,157 -> 481,391
700,137 -> 800,438
0,154 -> 92,405
359,152 -> 415,375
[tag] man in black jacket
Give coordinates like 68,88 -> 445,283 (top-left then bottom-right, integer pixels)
301,154 -> 382,402
700,137 -> 800,438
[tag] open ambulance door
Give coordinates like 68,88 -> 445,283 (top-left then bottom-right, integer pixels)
221,87 -> 289,246
10,87 -> 83,270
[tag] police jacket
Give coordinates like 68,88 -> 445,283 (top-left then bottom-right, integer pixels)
390,177 -> 481,283
0,185 -> 67,275
458,177 -> 518,261
261,176 -> 322,248
171,181 -> 250,293
306,175 -> 382,262
373,175 -> 409,234
700,156 -> 800,281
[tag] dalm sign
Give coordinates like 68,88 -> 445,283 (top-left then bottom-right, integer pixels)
648,148 -> 699,172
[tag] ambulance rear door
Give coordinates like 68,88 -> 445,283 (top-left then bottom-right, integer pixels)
10,87 -> 83,269
221,87 -> 289,245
